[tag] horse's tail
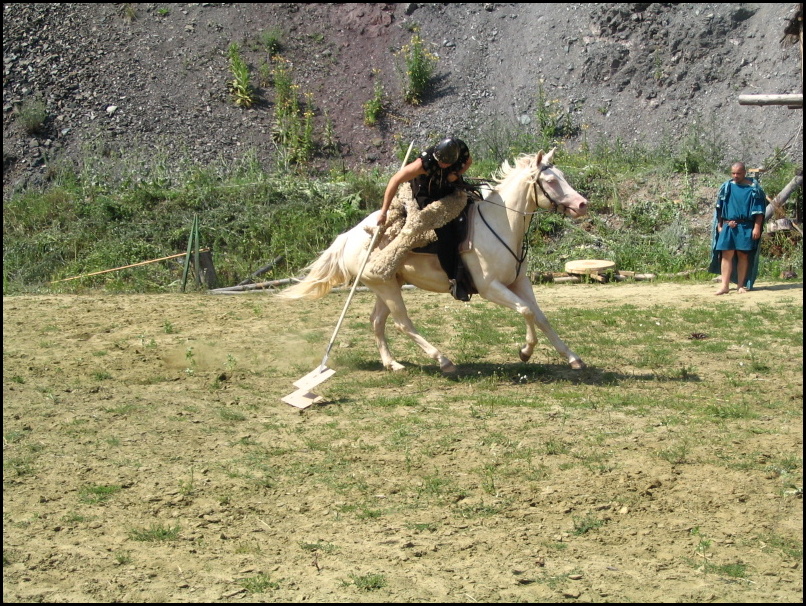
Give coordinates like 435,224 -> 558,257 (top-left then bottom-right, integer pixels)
277,232 -> 352,300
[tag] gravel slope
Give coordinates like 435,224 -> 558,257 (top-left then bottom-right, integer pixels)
3,3 -> 802,198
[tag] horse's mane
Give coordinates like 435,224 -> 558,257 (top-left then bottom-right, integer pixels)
492,153 -> 543,185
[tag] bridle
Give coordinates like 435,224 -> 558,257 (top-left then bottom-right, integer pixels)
465,162 -> 563,216
472,162 -> 562,275
532,163 -> 562,214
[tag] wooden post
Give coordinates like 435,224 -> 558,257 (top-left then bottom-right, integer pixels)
198,250 -> 217,288
181,216 -> 194,292
181,215 -> 201,292
193,215 -> 201,288
738,93 -> 803,107
765,172 -> 804,221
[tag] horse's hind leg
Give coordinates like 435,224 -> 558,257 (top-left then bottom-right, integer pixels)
370,296 -> 405,371
369,283 -> 456,374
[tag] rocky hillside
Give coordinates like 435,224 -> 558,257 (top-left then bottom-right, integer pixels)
3,3 -> 802,199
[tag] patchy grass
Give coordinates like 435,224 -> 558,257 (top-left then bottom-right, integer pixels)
2,289 -> 801,602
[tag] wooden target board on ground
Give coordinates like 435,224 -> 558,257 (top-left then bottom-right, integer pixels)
565,260 -> 616,282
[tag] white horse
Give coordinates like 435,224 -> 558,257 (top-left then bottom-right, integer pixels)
279,148 -> 588,374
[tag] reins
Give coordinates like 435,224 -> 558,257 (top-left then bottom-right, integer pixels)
462,164 -> 562,216
468,163 -> 561,275
477,204 -> 531,275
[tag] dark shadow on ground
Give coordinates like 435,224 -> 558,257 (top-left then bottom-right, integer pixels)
435,362 -> 700,386
752,282 -> 803,292
337,359 -> 700,387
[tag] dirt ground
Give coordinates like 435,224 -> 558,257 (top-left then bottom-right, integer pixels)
3,280 -> 803,603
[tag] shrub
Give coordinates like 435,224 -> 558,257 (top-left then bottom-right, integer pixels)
227,43 -> 256,108
17,99 -> 48,135
399,31 -> 437,105
259,28 -> 283,56
271,58 -> 315,165
363,77 -> 385,126
534,82 -> 579,147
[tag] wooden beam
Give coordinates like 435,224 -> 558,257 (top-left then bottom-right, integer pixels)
765,172 -> 804,221
209,278 -> 293,293
236,255 -> 285,286
738,93 -> 803,107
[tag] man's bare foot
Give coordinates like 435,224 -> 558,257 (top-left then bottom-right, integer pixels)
714,288 -> 730,296
737,287 -> 748,294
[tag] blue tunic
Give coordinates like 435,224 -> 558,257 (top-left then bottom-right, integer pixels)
707,178 -> 766,289
713,181 -> 766,251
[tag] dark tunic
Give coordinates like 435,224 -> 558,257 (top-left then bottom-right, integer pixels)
708,177 -> 766,288
409,138 -> 471,280
410,139 -> 470,209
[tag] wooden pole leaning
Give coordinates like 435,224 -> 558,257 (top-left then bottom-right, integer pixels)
182,214 -> 200,292
50,250 -> 209,284
282,141 -> 415,408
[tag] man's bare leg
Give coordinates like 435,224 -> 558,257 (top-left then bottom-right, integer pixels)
736,251 -> 750,293
715,250 -> 734,295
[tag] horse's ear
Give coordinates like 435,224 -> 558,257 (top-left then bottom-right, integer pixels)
535,150 -> 544,167
544,147 -> 556,165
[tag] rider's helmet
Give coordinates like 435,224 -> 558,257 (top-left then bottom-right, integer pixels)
433,137 -> 460,165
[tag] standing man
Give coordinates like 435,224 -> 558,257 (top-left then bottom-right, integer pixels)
709,162 -> 766,294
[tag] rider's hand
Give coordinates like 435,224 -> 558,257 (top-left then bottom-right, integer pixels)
377,210 -> 387,226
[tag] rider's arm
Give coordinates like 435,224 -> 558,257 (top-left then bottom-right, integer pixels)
378,158 -> 424,225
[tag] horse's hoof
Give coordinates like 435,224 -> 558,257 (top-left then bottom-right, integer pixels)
519,348 -> 532,362
386,361 -> 406,372
569,359 -> 587,370
440,360 -> 457,374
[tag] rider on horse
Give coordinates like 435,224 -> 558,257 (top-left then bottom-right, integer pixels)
373,137 -> 474,300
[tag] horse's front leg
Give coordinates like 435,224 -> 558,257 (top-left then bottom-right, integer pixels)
368,282 -> 456,374
370,296 -> 405,372
483,276 -> 586,370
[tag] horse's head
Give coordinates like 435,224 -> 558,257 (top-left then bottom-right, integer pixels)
530,149 -> 588,219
